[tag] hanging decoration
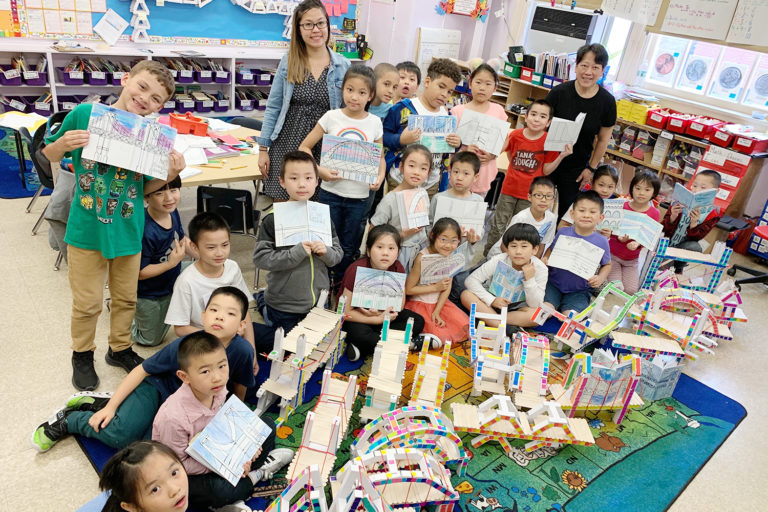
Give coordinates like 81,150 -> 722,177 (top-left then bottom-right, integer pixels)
436,0 -> 490,21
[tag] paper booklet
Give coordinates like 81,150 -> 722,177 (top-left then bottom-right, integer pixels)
672,182 -> 716,212
396,188 -> 430,230
273,200 -> 333,247
597,198 -> 626,232
455,108 -> 510,156
351,267 -> 406,311
614,210 -> 663,251
433,196 -> 487,237
186,395 -> 272,487
548,235 -> 605,280
82,103 -> 176,179
544,112 -> 586,152
320,134 -> 382,184
489,260 -> 526,303
420,252 -> 465,285
407,115 -> 457,153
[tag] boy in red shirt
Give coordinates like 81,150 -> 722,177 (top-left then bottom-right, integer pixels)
484,100 -> 571,255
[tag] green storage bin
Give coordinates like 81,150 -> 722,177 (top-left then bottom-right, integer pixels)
503,62 -> 521,79
531,72 -> 544,86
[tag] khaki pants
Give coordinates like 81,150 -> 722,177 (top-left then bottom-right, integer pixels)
68,246 -> 140,353
484,194 -> 531,256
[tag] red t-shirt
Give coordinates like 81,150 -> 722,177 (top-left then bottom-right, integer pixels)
341,257 -> 405,294
609,202 -> 660,260
501,129 -> 559,200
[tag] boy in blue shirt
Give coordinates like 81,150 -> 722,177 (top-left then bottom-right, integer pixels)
32,287 -> 256,452
542,191 -> 612,314
132,175 -> 186,346
369,63 -> 399,121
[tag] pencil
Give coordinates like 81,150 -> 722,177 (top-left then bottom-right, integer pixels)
231,165 -> 247,170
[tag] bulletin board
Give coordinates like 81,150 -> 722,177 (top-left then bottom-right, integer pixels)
1,0 -> 358,47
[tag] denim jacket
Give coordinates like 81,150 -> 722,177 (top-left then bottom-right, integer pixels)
255,50 -> 350,148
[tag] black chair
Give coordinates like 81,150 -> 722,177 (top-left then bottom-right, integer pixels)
20,125 -> 56,235
196,186 -> 260,237
726,224 -> 768,290
230,117 -> 263,131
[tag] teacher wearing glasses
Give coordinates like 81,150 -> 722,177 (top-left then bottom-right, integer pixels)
545,43 -> 616,218
256,0 -> 351,200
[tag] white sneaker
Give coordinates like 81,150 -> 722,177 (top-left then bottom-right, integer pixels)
253,448 -> 295,482
211,500 -> 251,512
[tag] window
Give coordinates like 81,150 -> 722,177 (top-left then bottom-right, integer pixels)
602,17 -> 633,82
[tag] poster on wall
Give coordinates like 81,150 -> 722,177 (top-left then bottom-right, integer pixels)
709,46 -> 757,102
676,41 -> 720,94
742,54 -> 768,110
601,0 -> 663,25
646,35 -> 689,87
726,0 -> 768,47
661,0 -> 738,41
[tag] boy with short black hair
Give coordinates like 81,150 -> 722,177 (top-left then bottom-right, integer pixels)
152,332 -> 293,511
384,58 -> 463,198
370,62 -> 400,120
32,287 -> 257,453
42,59 -> 185,391
132,175 -> 186,347
165,212 -> 255,346
253,151 -> 343,333
484,99 -> 571,255
395,61 -> 421,101
662,169 -> 722,273
543,191 -> 612,314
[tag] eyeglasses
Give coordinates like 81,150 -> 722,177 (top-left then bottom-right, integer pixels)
437,237 -> 460,246
577,63 -> 603,73
300,20 -> 328,31
531,193 -> 555,200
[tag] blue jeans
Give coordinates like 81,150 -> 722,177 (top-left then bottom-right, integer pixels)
264,305 -> 306,334
544,282 -> 592,314
318,188 -> 369,284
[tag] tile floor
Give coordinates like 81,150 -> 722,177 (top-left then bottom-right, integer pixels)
2,183 -> 767,510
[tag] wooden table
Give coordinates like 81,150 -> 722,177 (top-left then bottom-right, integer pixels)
180,126 -> 264,187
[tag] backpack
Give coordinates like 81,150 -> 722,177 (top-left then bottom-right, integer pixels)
29,110 -> 69,186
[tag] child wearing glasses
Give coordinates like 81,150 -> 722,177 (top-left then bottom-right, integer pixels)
484,99 -> 572,255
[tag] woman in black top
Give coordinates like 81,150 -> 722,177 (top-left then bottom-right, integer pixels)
545,43 -> 617,218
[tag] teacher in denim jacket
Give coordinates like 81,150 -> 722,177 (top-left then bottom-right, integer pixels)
256,0 -> 351,200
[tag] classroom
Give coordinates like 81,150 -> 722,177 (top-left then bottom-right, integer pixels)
1,0 -> 767,510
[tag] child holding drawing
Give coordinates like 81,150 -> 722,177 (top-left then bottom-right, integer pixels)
299,64 -> 386,287
340,225 -> 425,362
462,223 -> 548,329
558,164 -> 619,232
607,170 -> 661,294
449,63 -> 509,196
405,218 -> 470,343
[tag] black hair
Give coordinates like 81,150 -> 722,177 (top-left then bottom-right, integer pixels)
280,150 -> 318,180
396,61 -> 421,85
576,43 -> 609,68
207,285 -> 249,321
696,169 -> 722,188
451,151 -> 481,174
400,144 -> 433,172
529,176 -> 555,194
426,58 -> 462,84
188,211 -> 230,244
470,63 -> 498,85
177,331 -> 225,372
630,169 -> 661,200
343,64 -> 377,111
366,224 -> 401,251
501,223 -> 541,249
527,99 -> 553,118
429,217 -> 461,246
573,190 -> 605,213
145,175 -> 182,196
593,164 -> 619,185
100,441 -> 183,512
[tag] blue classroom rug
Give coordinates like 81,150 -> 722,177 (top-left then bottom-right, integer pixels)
0,128 -> 51,199
75,341 -> 745,512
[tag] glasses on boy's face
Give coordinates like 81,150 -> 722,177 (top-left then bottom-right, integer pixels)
531,193 -> 554,200
300,20 -> 328,31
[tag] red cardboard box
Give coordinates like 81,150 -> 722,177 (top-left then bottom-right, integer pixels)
710,126 -> 735,147
686,117 -> 724,139
646,108 -> 674,129
667,113 -> 694,134
520,67 -> 534,82
731,133 -> 768,155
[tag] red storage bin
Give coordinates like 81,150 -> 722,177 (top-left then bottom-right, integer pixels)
686,117 -> 724,139
666,113 -> 693,134
646,108 -> 673,130
731,133 -> 768,155
519,67 -> 534,82
710,126 -> 734,147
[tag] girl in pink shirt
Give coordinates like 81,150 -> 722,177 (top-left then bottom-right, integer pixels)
608,170 -> 661,294
450,63 -> 508,196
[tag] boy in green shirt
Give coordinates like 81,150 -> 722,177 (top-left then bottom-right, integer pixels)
43,60 -> 185,391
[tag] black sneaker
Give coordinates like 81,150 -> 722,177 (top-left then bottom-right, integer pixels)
72,350 -> 99,391
346,343 -> 361,362
66,391 -> 112,412
105,347 -> 144,373
31,408 -> 71,452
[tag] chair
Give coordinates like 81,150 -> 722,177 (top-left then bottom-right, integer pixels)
727,224 -> 768,290
196,186 -> 260,237
230,116 -> 263,131
20,125 -> 56,234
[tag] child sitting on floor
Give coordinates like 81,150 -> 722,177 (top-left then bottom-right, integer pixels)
405,217 -> 470,343
558,164 -> 618,233
152,332 -> 293,511
429,151 -> 484,247
340,225 -> 426,362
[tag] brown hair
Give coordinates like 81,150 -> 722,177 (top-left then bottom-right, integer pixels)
426,58 -> 462,84
287,0 -> 331,84
128,60 -> 175,99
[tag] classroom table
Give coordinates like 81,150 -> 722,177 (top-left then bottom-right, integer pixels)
180,126 -> 264,187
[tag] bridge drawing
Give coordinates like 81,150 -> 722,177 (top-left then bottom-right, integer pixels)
320,135 -> 382,185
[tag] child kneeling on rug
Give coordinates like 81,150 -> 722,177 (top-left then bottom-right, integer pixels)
152,332 -> 293,511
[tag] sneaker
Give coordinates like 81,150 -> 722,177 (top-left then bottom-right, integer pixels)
212,501 -> 252,512
31,408 -> 70,452
72,350 -> 99,391
252,448 -> 295,482
105,347 -> 144,373
66,391 -> 112,412
346,343 -> 361,362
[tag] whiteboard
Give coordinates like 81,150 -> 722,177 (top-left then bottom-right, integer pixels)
415,28 -> 461,81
